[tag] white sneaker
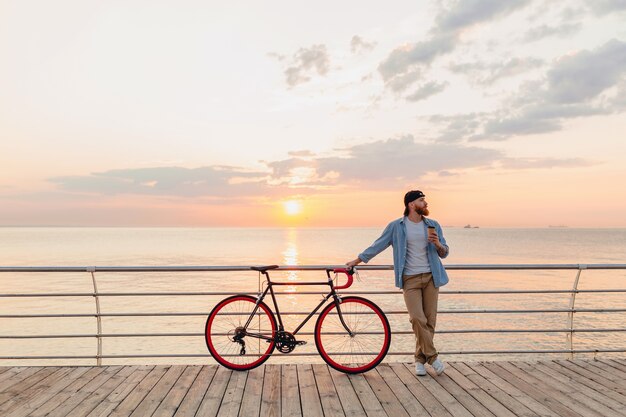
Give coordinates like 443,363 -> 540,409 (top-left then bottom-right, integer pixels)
415,362 -> 427,376
431,358 -> 445,375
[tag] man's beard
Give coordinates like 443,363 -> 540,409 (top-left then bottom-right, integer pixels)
417,207 -> 429,216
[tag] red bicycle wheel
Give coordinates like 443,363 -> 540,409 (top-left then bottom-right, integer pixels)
315,296 -> 391,374
205,295 -> 276,370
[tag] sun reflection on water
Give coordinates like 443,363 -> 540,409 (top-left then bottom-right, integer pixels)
282,229 -> 299,304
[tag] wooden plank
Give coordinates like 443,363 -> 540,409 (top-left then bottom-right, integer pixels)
345,372 -> 384,417
483,362 -> 582,417
238,366 -> 264,417
444,363 -> 517,417
66,366 -> 137,417
373,364 -> 428,417
414,364 -> 475,417
311,364 -> 344,417
5,367 -> 91,417
85,366 -> 155,417
329,368 -> 367,417
466,362 -> 559,417
575,359 -> 626,384
419,363 -> 497,417
45,366 -> 124,417
453,362 -> 534,417
389,362 -> 452,417
152,365 -> 202,417
217,367 -> 248,417
362,366 -> 410,417
515,362 -> 623,417
603,359 -> 626,373
515,361 -> 623,417
106,366 -> 170,417
194,366 -> 233,417
498,362 -> 599,417
0,367 -> 43,392
28,367 -> 107,417
578,359 -> 626,383
0,367 -> 58,405
0,368 -> 25,385
295,365 -> 323,417
260,365 -> 281,417
281,364 -> 302,417
128,366 -> 186,417
0,367 -> 74,414
556,360 -> 626,396
544,361 -> 626,395
537,361 -> 626,414
173,365 -> 218,417
549,361 -> 626,405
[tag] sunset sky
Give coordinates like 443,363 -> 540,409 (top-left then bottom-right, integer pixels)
1,0 -> 625,227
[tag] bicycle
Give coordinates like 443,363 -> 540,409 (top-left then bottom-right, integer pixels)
205,265 -> 391,374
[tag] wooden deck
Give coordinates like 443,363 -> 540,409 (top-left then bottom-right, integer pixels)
0,359 -> 625,417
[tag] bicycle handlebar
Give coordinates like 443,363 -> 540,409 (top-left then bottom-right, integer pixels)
328,267 -> 354,290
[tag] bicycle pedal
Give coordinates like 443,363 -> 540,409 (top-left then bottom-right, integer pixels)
295,340 -> 307,346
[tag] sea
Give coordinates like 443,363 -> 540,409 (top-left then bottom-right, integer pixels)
1,227 -> 625,366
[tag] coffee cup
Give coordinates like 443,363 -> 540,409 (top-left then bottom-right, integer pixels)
427,226 -> 436,239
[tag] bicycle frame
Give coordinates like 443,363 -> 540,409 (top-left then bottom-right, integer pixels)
242,269 -> 354,342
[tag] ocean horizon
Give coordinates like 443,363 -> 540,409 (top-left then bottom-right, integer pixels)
1,227 -> 624,366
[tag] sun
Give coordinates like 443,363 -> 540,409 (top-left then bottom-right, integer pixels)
283,200 -> 302,216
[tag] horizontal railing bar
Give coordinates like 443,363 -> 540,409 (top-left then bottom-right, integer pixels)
2,289 -> 625,298
2,307 -> 625,318
1,264 -> 625,273
2,348 -> 625,360
2,328 -> 625,339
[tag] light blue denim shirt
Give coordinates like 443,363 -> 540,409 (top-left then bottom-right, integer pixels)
358,216 -> 450,289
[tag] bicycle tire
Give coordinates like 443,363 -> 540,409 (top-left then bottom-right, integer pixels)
205,294 -> 277,371
315,296 -> 391,374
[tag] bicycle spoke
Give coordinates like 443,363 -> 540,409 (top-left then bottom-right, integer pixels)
315,297 -> 390,373
206,295 -> 276,370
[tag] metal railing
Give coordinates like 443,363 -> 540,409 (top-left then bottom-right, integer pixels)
1,264 -> 625,365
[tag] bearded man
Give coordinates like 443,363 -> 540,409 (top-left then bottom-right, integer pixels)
346,190 -> 450,376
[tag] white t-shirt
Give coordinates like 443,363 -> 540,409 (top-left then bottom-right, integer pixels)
404,219 -> 431,275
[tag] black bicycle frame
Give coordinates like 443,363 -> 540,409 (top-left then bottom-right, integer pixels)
242,270 -> 354,341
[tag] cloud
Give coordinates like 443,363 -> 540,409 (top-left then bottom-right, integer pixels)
350,35 -> 377,53
50,166 -> 271,198
48,137 -> 594,199
435,39 -> 626,141
545,39 -> 626,103
287,150 -> 315,157
282,44 -> 330,87
523,22 -> 582,42
589,0 -> 626,15
499,157 -> 596,169
385,69 -> 422,93
315,135 -> 503,182
378,0 -> 531,91
449,57 -> 544,85
405,81 -> 448,101
435,0 -> 532,32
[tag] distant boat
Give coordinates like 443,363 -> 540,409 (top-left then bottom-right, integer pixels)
464,224 -> 479,229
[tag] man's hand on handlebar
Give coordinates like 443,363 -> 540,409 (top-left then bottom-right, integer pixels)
346,257 -> 362,268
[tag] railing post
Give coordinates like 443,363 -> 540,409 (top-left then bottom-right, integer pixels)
567,265 -> 586,359
88,267 -> 102,366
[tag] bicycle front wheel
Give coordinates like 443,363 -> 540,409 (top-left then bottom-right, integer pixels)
205,295 -> 277,371
315,296 -> 391,374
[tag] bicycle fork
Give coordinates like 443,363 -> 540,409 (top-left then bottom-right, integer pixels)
332,295 -> 356,337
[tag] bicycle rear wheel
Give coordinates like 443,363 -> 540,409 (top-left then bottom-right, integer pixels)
315,296 -> 391,374
205,294 -> 276,370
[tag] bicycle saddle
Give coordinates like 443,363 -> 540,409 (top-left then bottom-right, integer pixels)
250,265 -> 279,272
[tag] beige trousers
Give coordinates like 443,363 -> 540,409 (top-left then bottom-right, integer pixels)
402,272 -> 439,364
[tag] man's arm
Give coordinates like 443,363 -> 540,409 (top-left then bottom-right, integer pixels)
428,222 -> 449,259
